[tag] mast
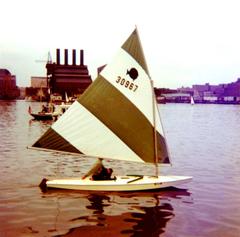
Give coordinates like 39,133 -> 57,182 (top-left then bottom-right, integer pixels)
134,27 -> 159,171
151,79 -> 159,176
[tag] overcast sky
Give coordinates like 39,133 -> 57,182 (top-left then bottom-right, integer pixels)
1,0 -> 240,89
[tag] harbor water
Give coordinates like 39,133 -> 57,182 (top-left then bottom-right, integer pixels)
0,100 -> 240,237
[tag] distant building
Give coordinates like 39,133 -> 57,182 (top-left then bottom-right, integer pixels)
177,79 -> 240,104
162,93 -> 190,103
46,49 -> 92,98
223,79 -> 240,96
155,78 -> 240,104
178,86 -> 193,95
0,69 -> 20,99
25,49 -> 92,102
192,83 -> 225,102
31,76 -> 47,88
154,87 -> 177,103
18,87 -> 26,99
25,76 -> 48,101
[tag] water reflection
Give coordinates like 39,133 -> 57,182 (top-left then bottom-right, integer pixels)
122,202 -> 173,236
3,101 -> 240,237
86,194 -> 111,215
28,118 -> 53,125
41,188 -> 191,237
28,118 -> 53,130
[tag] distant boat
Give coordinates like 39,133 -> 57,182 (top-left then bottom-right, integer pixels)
29,111 -> 56,121
28,104 -> 70,120
190,96 -> 195,105
30,28 -> 192,191
65,92 -> 69,103
28,105 -> 57,120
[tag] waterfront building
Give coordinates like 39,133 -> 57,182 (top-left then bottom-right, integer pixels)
172,79 -> 240,104
0,69 -> 20,99
31,76 -> 47,88
192,83 -> 225,102
162,93 -> 190,103
156,79 -> 240,104
25,77 -> 48,101
221,79 -> 240,103
203,95 -> 218,103
18,87 -> 26,99
46,49 -> 92,98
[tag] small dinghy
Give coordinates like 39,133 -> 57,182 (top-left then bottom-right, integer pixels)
30,27 -> 192,191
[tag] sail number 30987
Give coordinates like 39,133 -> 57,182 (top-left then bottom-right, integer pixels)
116,76 -> 138,92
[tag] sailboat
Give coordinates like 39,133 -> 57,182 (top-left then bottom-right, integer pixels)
30,28 -> 192,191
190,96 -> 195,105
28,87 -> 56,120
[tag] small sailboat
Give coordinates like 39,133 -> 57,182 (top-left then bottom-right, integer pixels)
65,92 -> 70,103
190,96 -> 195,105
28,85 -> 58,120
29,110 -> 56,121
28,92 -> 71,121
28,103 -> 61,121
30,28 -> 191,191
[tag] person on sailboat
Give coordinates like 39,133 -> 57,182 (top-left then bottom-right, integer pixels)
82,158 -> 115,181
28,106 -> 32,114
48,102 -> 55,113
41,104 -> 48,113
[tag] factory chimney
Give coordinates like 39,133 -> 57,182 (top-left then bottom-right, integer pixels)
80,49 -> 84,65
72,49 -> 76,65
56,49 -> 60,65
64,49 -> 68,65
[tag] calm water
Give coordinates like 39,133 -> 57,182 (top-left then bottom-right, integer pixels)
0,100 -> 240,237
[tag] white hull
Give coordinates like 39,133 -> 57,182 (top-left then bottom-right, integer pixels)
42,175 -> 192,191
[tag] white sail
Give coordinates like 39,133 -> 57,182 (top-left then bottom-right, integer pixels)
190,96 -> 195,105
65,92 -> 69,103
32,28 -> 170,164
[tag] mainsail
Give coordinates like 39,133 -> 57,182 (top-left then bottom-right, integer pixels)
32,28 -> 170,164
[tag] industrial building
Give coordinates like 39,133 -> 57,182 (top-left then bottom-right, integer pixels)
46,49 -> 92,98
30,76 -> 48,88
0,69 -> 20,99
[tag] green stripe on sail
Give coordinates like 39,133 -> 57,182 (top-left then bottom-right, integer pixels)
121,29 -> 149,77
33,127 -> 81,154
78,76 -> 169,164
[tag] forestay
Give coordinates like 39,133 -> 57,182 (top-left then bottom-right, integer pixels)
32,28 -> 170,165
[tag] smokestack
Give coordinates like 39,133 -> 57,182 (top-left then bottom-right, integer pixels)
64,49 -> 68,65
72,49 -> 76,65
56,48 -> 60,65
80,49 -> 84,65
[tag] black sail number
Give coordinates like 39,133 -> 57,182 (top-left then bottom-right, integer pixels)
116,76 -> 138,92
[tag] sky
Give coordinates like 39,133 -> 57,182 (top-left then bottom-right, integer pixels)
1,0 -> 240,89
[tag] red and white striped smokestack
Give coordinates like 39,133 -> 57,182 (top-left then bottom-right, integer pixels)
80,49 -> 84,65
